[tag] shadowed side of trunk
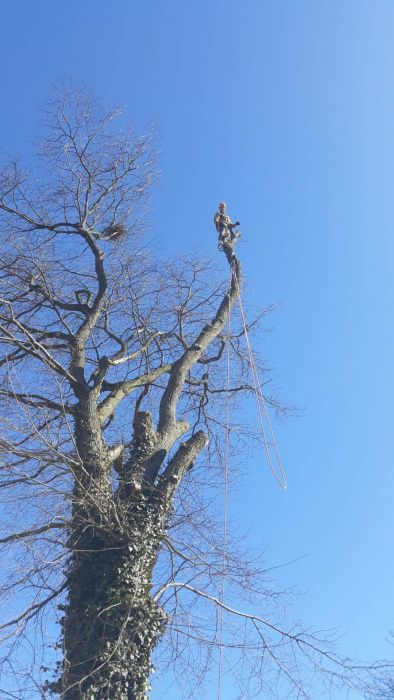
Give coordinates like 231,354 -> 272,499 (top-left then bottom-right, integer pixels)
62,483 -> 167,700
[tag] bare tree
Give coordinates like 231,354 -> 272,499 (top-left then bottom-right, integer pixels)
366,634 -> 394,700
0,86 -> 387,700
373,680 -> 394,699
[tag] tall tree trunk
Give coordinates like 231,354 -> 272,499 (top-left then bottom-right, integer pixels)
62,511 -> 166,700
63,482 -> 166,697
59,249 -> 240,698
61,398 -> 165,699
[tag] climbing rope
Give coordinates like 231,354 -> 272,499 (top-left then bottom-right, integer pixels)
233,268 -> 287,490
217,304 -> 230,699
217,266 -> 287,698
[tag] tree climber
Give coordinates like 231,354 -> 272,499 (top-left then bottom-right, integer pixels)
214,202 -> 240,251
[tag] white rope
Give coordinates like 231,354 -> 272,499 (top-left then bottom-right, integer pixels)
217,266 -> 286,699
217,304 -> 230,699
234,270 -> 287,490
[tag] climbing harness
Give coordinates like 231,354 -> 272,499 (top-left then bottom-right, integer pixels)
218,226 -> 241,251
214,203 -> 241,251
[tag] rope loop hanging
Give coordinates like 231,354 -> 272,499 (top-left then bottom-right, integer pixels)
231,267 -> 287,490
217,265 -> 287,699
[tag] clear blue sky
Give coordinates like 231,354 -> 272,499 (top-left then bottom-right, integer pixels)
2,2 -> 394,698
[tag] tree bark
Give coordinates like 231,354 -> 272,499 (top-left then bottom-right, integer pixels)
60,389 -> 162,697
60,254 -> 241,698
63,487 -> 167,700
